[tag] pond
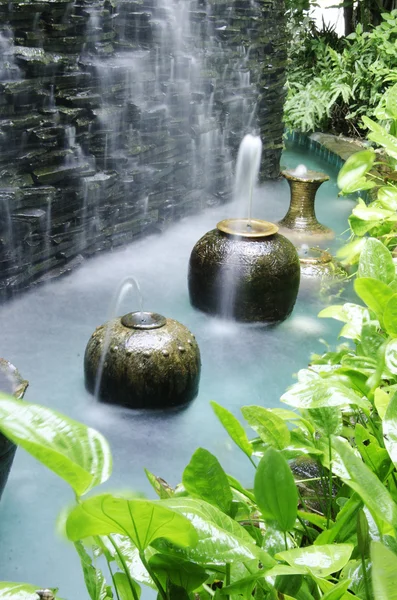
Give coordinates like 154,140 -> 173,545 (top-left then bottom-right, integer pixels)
0,143 -> 355,598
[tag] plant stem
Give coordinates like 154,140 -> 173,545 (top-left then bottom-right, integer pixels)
248,455 -> 257,469
361,554 -> 371,600
327,436 -> 333,528
203,584 -> 215,597
225,563 -> 231,600
108,535 -> 140,600
297,515 -> 313,543
139,549 -> 168,600
106,558 -> 121,600
283,531 -> 288,551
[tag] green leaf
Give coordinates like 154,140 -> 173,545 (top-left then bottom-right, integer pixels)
353,204 -> 396,222
219,574 -> 263,597
337,149 -> 375,191
275,544 -> 353,577
378,186 -> 397,210
375,388 -> 390,419
364,116 -> 397,160
0,394 -> 112,497
0,584 -> 61,600
314,578 -> 353,600
281,377 -> 371,411
308,407 -> 342,436
361,324 -> 385,359
113,573 -> 140,600
182,448 -> 232,515
241,405 -> 290,449
254,447 -> 297,532
144,469 -> 173,499
331,437 -> 397,532
355,424 -> 391,480
354,278 -> 394,325
318,303 -> 369,340
148,554 -> 208,592
384,294 -> 397,335
210,402 -> 253,457
383,391 -> 397,470
385,339 -> 397,373
74,541 -> 113,600
358,238 -> 396,284
371,541 -> 397,600
357,510 -> 370,559
65,495 -> 198,551
159,497 -> 275,566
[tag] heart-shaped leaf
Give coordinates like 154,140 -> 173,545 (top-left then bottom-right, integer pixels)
275,544 -> 353,577
66,495 -> 197,551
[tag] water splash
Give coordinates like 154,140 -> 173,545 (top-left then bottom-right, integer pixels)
93,276 -> 144,399
233,134 -> 262,227
291,164 -> 308,177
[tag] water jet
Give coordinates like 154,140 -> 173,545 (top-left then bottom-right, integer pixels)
188,136 -> 301,323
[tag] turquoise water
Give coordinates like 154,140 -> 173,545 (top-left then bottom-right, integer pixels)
0,144 -> 356,598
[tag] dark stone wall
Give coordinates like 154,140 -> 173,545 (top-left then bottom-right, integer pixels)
0,0 -> 286,297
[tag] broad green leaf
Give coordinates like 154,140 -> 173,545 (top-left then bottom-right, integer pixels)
314,578 -> 353,600
358,238 -> 396,284
241,405 -> 290,449
354,278 -> 394,325
275,544 -> 353,577
331,437 -> 397,531
211,401 -> 252,457
318,303 -> 369,340
341,177 -> 376,194
113,573 -> 141,600
254,447 -> 297,532
315,496 -> 362,545
274,574 -> 303,596
375,388 -> 390,419
348,214 -> 379,237
353,204 -> 396,222
383,391 -> 397,470
148,554 -> 208,592
159,497 -> 275,566
337,149 -> 375,191
384,294 -> 397,335
371,541 -> 397,600
65,495 -> 197,551
340,559 -> 371,600
378,186 -> 397,210
364,116 -> 397,160
337,238 -> 366,265
74,541 -> 113,600
361,324 -> 385,359
182,448 -> 232,515
281,377 -> 370,411
0,394 -> 112,497
355,423 -> 391,480
386,84 -> 397,119
0,584 -> 61,600
308,407 -> 342,436
101,535 -> 155,588
167,582 -> 190,600
219,573 -> 262,597
385,339 -> 397,373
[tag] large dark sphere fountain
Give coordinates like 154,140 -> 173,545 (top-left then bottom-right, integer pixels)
84,311 -> 201,409
188,218 -> 301,323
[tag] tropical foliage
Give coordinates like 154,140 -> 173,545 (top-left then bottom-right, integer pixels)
285,11 -> 397,135
2,239 -> 397,599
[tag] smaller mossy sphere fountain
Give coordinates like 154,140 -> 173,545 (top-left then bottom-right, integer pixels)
84,280 -> 201,409
188,136 -> 301,323
278,166 -> 334,241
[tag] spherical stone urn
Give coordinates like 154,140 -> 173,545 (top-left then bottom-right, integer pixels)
278,169 -> 334,241
188,218 -> 301,323
84,312 -> 201,409
0,358 -> 29,501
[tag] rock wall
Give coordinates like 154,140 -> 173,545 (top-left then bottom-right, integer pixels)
0,0 -> 287,297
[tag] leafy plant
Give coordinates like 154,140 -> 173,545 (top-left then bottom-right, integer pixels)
285,12 -> 397,135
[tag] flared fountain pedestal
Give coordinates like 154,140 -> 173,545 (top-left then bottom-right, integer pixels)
278,169 -> 334,242
84,312 -> 201,409
188,218 -> 300,324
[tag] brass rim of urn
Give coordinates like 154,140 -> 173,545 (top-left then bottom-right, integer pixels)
278,169 -> 334,240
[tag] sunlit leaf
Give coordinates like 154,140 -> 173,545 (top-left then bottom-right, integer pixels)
354,278 -> 394,325
331,438 -> 397,531
378,186 -> 397,210
0,394 -> 112,497
113,573 -> 140,600
211,402 -> 253,457
281,377 -> 370,410
308,407 -> 342,436
74,541 -> 113,600
382,391 -> 397,471
358,238 -> 396,284
182,448 -> 232,515
254,447 -> 297,532
66,495 -> 197,551
275,544 -> 353,577
384,294 -> 397,335
371,541 -> 397,600
241,406 -> 290,449
318,303 -> 369,340
159,497 -> 275,566
375,388 -> 390,419
337,149 -> 375,191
